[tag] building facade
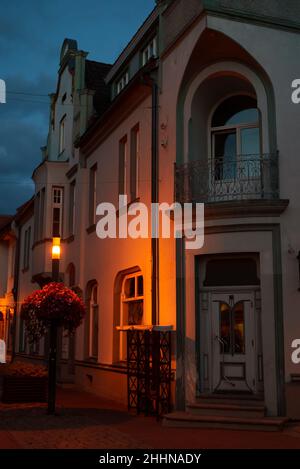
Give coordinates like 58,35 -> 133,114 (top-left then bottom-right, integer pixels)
1,0 -> 300,424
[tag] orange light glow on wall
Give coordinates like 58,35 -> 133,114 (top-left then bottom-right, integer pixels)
52,237 -> 61,260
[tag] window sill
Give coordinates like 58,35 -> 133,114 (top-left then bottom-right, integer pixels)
86,224 -> 96,235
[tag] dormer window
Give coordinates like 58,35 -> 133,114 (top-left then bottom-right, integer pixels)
116,72 -> 129,95
142,36 -> 157,66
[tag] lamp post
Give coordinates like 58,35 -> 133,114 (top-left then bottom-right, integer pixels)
48,237 -> 61,415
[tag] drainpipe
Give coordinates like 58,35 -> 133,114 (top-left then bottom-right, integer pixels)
151,80 -> 159,326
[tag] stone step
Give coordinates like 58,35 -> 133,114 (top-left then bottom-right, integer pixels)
163,412 -> 289,432
187,401 -> 265,418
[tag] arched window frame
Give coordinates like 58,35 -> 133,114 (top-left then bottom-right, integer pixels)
208,93 -> 261,181
119,271 -> 144,361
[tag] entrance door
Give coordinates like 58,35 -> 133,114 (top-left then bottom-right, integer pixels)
212,292 -> 256,393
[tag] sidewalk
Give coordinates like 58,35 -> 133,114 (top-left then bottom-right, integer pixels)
1,387 -> 300,449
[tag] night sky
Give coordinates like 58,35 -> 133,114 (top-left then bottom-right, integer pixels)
0,0 -> 155,214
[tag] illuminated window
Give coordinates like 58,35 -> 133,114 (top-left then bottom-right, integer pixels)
120,272 -> 144,360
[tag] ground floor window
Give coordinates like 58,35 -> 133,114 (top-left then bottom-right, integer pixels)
120,272 -> 144,360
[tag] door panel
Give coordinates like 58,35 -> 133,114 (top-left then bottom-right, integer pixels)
212,292 -> 256,392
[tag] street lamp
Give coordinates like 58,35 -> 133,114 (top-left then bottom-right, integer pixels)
48,237 -> 61,414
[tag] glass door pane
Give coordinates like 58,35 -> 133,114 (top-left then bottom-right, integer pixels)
213,131 -> 237,180
240,127 -> 260,179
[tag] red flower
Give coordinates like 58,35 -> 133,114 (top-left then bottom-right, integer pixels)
21,282 -> 86,343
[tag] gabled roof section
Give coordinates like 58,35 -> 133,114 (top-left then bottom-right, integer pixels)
85,60 -> 112,116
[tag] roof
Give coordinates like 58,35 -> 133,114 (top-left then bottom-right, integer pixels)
0,216 -> 13,232
105,6 -> 159,84
85,60 -> 112,116
14,197 -> 34,224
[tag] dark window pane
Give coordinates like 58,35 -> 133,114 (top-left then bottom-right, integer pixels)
137,276 -> 143,296
128,300 -> 143,325
214,131 -> 237,180
212,95 -> 258,127
125,277 -> 135,298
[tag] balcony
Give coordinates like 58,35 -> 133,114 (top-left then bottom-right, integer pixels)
175,153 -> 280,205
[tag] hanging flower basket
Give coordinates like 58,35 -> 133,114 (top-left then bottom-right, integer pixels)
21,282 -> 86,343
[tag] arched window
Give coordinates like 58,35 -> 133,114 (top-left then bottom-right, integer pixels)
211,95 -> 260,180
120,272 -> 144,360
85,281 -> 99,360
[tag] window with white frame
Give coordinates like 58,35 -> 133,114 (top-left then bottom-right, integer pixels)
142,36 -> 157,66
211,95 -> 260,181
59,115 -> 66,154
116,72 -> 129,95
52,187 -> 64,237
120,272 -> 144,360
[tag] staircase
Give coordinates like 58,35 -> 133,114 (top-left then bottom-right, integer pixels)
163,395 -> 289,431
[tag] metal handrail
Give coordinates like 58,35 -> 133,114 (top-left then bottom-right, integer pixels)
175,153 -> 279,204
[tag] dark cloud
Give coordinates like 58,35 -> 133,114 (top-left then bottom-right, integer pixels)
0,74 -> 55,213
0,0 -> 155,214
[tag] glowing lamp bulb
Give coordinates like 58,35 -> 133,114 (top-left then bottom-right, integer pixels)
52,238 -> 61,260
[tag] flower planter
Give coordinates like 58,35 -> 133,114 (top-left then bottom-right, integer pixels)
1,375 -> 47,403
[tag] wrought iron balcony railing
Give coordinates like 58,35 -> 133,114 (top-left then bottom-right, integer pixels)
175,153 -> 279,204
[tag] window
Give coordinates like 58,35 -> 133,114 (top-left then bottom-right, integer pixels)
23,226 -> 31,270
116,72 -> 129,95
89,165 -> 97,226
120,272 -> 144,360
119,136 -> 127,196
211,95 -> 260,180
130,125 -> 139,201
69,180 -> 76,235
86,282 -> 99,359
59,115 -> 66,154
39,188 -> 45,240
142,36 -> 157,66
34,191 -> 40,242
52,187 -> 63,237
